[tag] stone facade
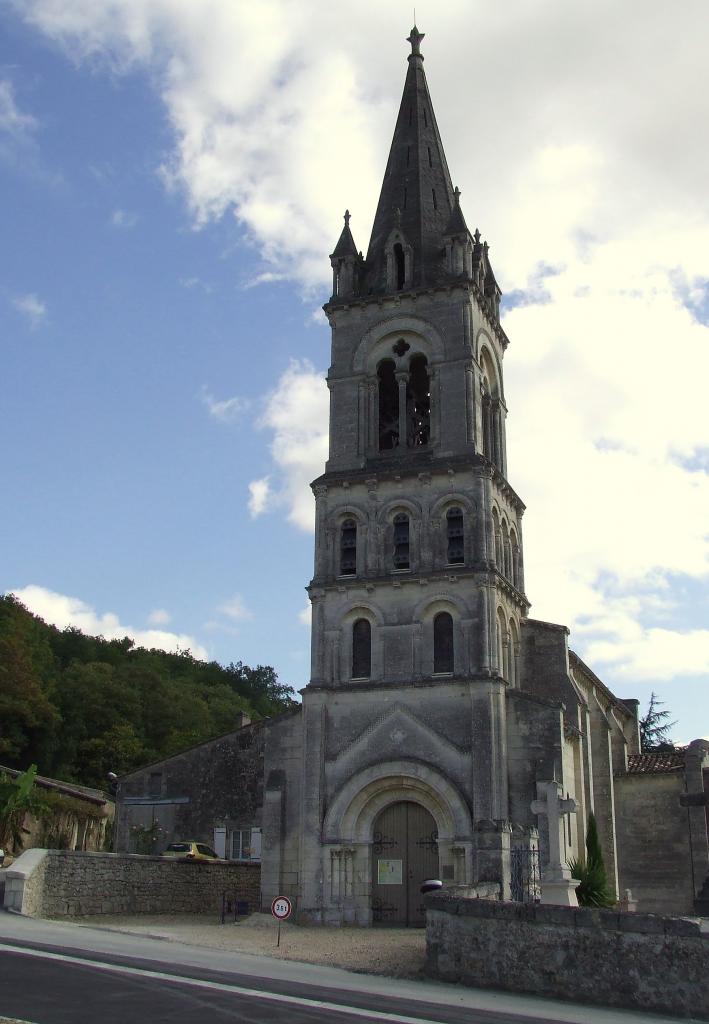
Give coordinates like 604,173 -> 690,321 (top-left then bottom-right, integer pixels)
112,27 -> 708,926
425,892 -> 709,1020
614,739 -> 709,915
1,848 -> 260,918
114,717 -> 268,857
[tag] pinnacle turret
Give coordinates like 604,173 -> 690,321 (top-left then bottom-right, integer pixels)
331,210 -> 358,259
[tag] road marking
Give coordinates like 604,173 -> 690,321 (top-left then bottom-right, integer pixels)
0,943 -> 452,1024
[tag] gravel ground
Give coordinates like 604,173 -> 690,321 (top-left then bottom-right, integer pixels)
74,912 -> 427,978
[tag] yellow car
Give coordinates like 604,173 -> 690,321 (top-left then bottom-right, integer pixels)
162,841 -> 220,862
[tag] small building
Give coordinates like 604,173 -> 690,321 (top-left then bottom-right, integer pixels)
0,765 -> 114,864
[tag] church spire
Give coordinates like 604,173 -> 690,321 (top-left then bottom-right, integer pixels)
362,25 -> 459,293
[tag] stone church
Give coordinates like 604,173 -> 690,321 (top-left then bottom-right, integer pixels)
115,28 -> 709,924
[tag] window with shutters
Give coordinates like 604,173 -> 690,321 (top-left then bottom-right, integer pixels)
446,507 -> 464,564
231,827 -> 261,862
393,513 -> 410,569
433,612 -> 454,674
340,519 -> 357,576
352,618 -> 371,678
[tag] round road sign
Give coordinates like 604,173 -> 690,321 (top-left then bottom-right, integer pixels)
271,895 -> 292,920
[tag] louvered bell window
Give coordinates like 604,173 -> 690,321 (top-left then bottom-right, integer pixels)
446,507 -> 464,564
340,519 -> 357,576
433,612 -> 454,674
393,513 -> 410,569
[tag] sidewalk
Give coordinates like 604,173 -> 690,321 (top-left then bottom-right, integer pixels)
74,911 -> 426,977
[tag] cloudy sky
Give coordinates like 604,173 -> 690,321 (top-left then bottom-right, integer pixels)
2,0 -> 707,742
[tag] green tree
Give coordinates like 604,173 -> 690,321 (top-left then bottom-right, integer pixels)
0,626 -> 59,765
639,692 -> 676,752
0,765 -> 47,852
569,812 -> 616,908
0,592 -> 295,789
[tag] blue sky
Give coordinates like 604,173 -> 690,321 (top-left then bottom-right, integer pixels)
1,0 -> 707,743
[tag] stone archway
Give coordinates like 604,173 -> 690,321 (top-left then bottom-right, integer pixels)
322,760 -> 473,925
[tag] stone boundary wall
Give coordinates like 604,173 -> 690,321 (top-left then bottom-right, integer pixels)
1,849 -> 261,919
425,892 -> 709,1020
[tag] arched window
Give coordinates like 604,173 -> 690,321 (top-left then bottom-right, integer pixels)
480,347 -> 502,470
393,243 -> 405,289
497,607 -> 509,680
509,619 -> 519,688
393,513 -> 410,569
446,507 -> 464,564
352,619 -> 371,679
502,522 -> 512,579
378,360 -> 399,450
492,508 -> 501,567
340,519 -> 357,576
406,354 -> 430,447
511,530 -> 520,589
433,612 -> 454,674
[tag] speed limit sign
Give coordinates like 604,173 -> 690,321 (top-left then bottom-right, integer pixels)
271,895 -> 292,920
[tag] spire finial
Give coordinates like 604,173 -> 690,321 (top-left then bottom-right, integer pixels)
407,24 -> 425,58
474,227 -> 481,244
344,209 -> 351,227
453,186 -> 461,205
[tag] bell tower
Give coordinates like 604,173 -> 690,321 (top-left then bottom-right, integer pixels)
310,25 -> 526,694
296,26 -> 530,925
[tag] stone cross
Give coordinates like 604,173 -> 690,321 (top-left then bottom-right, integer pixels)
531,780 -> 580,906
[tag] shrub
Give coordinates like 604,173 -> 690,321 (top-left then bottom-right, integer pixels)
568,812 -> 616,908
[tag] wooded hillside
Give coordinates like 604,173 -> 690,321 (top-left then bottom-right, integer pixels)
0,594 -> 296,789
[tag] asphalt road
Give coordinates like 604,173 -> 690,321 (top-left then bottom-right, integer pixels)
0,912 -> 695,1024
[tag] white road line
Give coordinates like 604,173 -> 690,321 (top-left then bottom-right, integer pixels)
0,944 -> 454,1024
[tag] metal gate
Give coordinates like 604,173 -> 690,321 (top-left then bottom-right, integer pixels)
510,845 -> 541,903
371,801 -> 438,926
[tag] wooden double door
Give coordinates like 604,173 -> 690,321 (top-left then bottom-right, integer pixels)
371,801 -> 438,926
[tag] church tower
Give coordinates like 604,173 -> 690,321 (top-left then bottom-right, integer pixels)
282,26 -> 531,925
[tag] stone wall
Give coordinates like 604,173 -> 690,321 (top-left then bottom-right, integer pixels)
2,849 -> 260,918
614,771 -> 695,915
425,892 -> 709,1020
115,721 -> 266,854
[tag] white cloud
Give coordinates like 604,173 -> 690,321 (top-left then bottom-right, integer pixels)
0,79 -> 37,139
147,607 -> 171,625
12,293 -> 47,328
298,601 -> 311,627
256,359 -> 329,531
200,385 -> 249,423
111,207 -> 138,227
248,477 -> 271,519
13,1 -> 709,696
217,594 -> 253,622
11,585 -> 208,659
583,626 -> 709,683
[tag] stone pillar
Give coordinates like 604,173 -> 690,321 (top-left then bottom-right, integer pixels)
395,371 -> 408,448
429,366 -> 440,446
465,361 -> 475,446
531,780 -> 580,906
367,380 -> 378,456
299,697 -> 326,922
473,819 -> 511,900
313,485 -> 328,579
681,739 -> 709,901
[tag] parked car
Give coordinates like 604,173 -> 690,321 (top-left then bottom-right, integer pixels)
161,841 -> 220,862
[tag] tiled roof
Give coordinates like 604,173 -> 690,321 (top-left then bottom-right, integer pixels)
622,750 -> 685,775
0,764 -> 108,805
